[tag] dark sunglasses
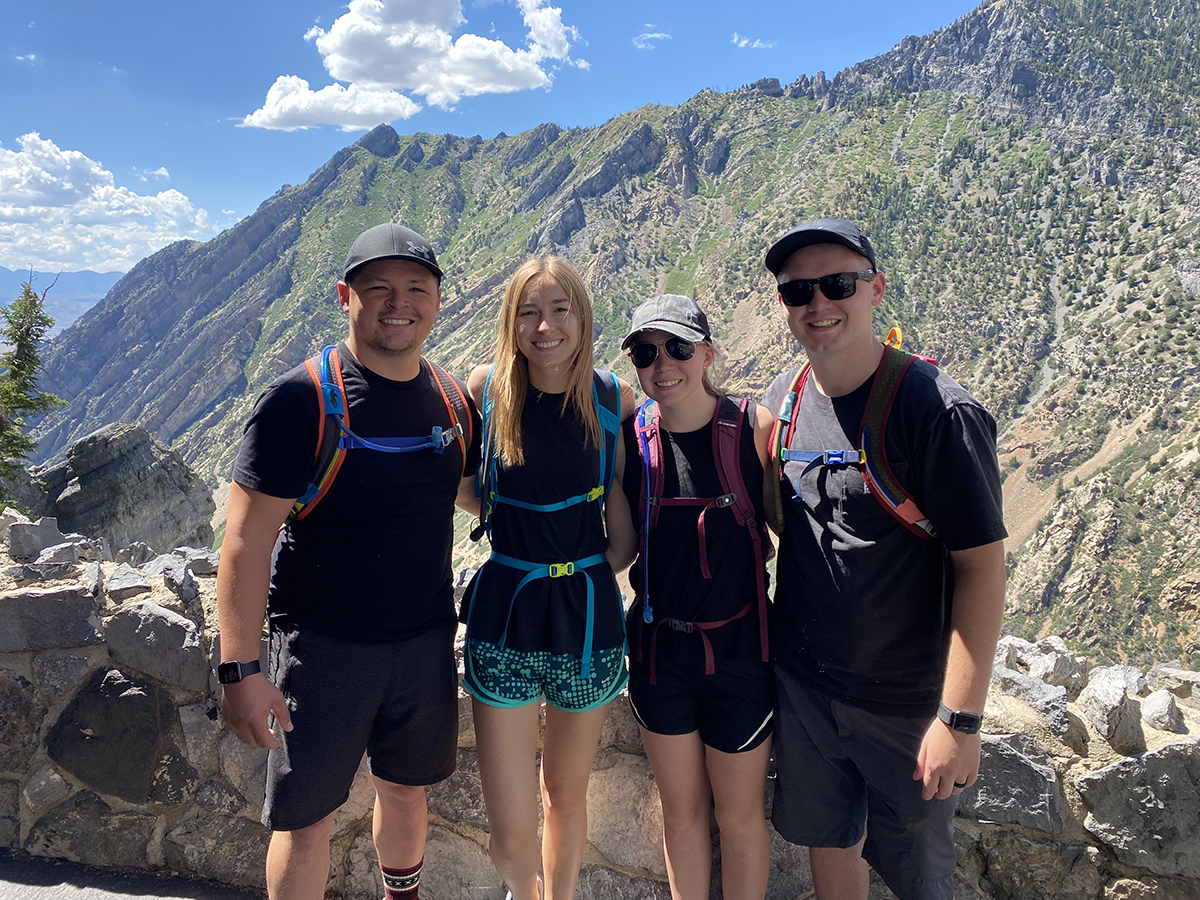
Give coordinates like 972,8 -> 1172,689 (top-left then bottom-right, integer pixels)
629,336 -> 697,369
777,270 -> 876,307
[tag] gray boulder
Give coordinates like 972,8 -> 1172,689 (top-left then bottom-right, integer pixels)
1142,690 -> 1188,734
174,546 -> 220,576
6,517 -> 67,561
143,553 -> 199,600
1075,741 -> 1200,878
958,733 -> 1063,833
991,665 -> 1071,736
29,424 -> 215,551
103,600 -> 208,691
1078,666 -> 1144,752
0,585 -> 103,652
105,562 -> 152,601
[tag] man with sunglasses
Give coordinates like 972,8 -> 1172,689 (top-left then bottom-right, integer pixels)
761,218 -> 1007,900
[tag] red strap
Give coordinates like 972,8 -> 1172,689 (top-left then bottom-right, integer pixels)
646,602 -> 753,684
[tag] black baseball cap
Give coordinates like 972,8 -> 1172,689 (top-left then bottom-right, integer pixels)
343,223 -> 442,282
765,218 -> 877,275
621,294 -> 712,349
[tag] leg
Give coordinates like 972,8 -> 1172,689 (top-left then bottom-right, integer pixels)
473,699 -> 543,900
809,839 -> 870,900
640,728 -> 713,900
706,738 -> 772,900
266,812 -> 335,900
539,702 -> 611,900
371,775 -> 429,867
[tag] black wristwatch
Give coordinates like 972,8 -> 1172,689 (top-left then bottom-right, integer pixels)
217,659 -> 262,685
937,702 -> 982,735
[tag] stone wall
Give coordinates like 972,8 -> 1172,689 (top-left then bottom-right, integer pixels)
2,518 -> 1199,899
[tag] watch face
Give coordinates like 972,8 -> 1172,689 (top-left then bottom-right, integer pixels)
217,662 -> 241,685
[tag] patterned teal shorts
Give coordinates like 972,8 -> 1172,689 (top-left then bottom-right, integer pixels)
464,639 -> 628,712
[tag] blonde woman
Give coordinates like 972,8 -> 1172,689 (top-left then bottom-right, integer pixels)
462,257 -> 635,900
615,294 -> 775,900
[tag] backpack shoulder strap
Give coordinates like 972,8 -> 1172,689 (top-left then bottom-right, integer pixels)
712,396 -> 755,528
859,345 -> 936,538
768,364 -> 809,532
470,366 -> 496,542
289,345 -> 348,524
593,370 -> 622,496
423,357 -> 473,475
633,398 -> 664,533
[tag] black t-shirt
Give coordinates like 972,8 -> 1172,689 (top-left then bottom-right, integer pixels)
463,372 -> 624,655
762,357 -> 1007,714
621,399 -> 768,669
232,344 -> 481,641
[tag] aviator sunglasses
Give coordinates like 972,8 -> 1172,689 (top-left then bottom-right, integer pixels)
628,336 -> 697,368
777,270 -> 876,307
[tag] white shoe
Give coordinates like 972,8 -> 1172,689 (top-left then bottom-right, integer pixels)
504,874 -> 543,900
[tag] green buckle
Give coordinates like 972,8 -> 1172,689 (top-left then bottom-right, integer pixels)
587,486 -> 604,502
548,562 -> 576,577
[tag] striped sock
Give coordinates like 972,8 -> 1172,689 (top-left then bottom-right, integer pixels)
380,859 -> 422,900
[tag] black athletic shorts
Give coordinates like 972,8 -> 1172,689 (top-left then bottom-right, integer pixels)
628,646 -> 773,754
771,664 -> 957,900
260,618 -> 458,832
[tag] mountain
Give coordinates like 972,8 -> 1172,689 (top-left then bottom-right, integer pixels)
28,0 -> 1200,666
0,266 -> 124,336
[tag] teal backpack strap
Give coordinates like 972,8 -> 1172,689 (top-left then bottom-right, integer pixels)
469,366 -> 496,542
594,369 -> 622,496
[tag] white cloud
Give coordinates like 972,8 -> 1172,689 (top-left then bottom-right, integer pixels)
731,31 -> 775,50
632,31 -> 671,50
137,167 -> 171,182
0,133 -> 213,273
244,0 -> 585,131
16,53 -> 36,63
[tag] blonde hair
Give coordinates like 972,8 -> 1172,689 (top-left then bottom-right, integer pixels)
490,257 -> 600,468
701,338 -> 727,398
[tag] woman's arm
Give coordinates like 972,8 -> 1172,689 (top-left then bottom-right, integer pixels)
604,429 -> 638,573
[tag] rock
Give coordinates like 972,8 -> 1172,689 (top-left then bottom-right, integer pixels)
1077,666 -> 1144,752
35,541 -> 81,565
0,668 -> 48,772
6,517 -> 67,560
25,791 -> 157,868
30,424 -> 215,551
586,750 -> 665,876
1075,741 -> 1200,878
0,586 -> 102,655
82,560 -> 102,597
175,546 -> 219,576
991,666 -> 1070,735
994,634 -> 1033,669
103,600 -> 209,691
119,541 -> 157,567
163,813 -> 271,888
345,831 -> 385,900
418,824 -> 502,900
1090,663 -> 1149,697
1142,690 -> 1188,734
178,702 -> 221,764
576,865 -> 672,900
74,536 -> 112,562
32,650 -> 93,698
976,830 -> 1103,900
22,764 -> 71,813
194,778 -> 245,814
766,827 -> 815,899
331,754 -> 376,838
599,691 -> 644,754
0,507 -> 31,541
1148,663 -> 1200,703
427,748 -> 487,830
6,562 -> 81,582
0,779 -> 17,848
1027,636 -> 1088,698
142,553 -> 199,600
45,667 -> 178,804
105,562 -> 152,600
958,733 -> 1063,833
219,730 -> 268,810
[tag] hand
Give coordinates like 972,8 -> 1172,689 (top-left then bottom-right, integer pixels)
221,673 -> 292,749
913,718 -> 980,801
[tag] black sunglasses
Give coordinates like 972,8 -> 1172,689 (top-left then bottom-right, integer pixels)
629,336 -> 697,369
777,270 -> 876,307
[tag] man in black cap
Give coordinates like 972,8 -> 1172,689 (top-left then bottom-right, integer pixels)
760,218 -> 1006,900
217,222 -> 481,900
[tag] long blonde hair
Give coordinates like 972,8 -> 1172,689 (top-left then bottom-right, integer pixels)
490,257 -> 600,468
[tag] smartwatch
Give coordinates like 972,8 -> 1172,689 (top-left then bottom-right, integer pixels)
937,702 -> 982,735
217,659 -> 262,685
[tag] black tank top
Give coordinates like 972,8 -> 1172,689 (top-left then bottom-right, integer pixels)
622,398 -> 768,666
464,372 -> 624,655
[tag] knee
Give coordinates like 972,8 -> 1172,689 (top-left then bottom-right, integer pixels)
487,827 -> 537,870
372,778 -> 426,813
539,771 -> 588,817
713,801 -> 766,840
275,812 -> 335,851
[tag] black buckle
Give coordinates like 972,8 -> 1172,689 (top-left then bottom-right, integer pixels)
668,619 -> 694,633
715,493 -> 737,508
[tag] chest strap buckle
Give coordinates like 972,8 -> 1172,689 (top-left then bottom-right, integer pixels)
548,562 -> 576,578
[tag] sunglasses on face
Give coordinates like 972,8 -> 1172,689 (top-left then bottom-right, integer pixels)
628,336 -> 697,369
777,270 -> 876,307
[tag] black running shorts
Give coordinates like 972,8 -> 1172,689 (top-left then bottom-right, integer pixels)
260,619 -> 458,832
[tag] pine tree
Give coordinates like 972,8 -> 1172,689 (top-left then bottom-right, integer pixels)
0,279 -> 64,484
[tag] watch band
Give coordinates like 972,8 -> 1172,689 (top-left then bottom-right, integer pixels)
937,702 -> 982,735
217,659 -> 262,685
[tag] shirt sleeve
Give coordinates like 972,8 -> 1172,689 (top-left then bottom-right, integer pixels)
230,378 -> 320,500
917,402 -> 1008,551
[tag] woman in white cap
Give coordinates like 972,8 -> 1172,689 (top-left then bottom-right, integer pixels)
460,256 -> 635,900
615,293 -> 775,900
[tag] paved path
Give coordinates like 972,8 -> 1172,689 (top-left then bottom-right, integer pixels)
0,852 -> 263,900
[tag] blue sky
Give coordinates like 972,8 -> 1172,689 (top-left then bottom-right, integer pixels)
0,0 -> 979,274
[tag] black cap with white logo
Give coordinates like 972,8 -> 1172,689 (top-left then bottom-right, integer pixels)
765,218 -> 878,275
343,223 -> 442,282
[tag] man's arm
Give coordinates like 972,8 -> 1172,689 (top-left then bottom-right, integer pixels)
913,539 -> 1006,800
216,481 -> 297,750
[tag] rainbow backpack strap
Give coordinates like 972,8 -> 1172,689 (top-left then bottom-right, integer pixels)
289,345 -> 349,524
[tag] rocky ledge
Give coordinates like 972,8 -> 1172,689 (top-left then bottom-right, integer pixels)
0,519 -> 1197,899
